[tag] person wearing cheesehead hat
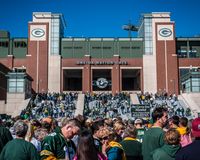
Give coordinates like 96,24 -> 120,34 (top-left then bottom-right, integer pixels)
175,117 -> 200,160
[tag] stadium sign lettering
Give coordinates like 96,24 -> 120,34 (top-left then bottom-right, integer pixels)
159,28 -> 172,37
76,61 -> 128,65
31,28 -> 45,37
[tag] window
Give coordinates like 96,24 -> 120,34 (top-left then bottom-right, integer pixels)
0,41 -> 8,47
8,78 -> 24,93
132,47 -> 140,49
92,47 -> 101,49
74,47 -> 83,49
14,41 -> 27,48
103,47 -> 111,49
121,46 -> 130,49
63,46 -> 83,49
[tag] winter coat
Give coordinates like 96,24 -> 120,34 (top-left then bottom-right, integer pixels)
106,141 -> 126,160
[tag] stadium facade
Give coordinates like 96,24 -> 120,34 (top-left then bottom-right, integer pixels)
0,12 -> 200,102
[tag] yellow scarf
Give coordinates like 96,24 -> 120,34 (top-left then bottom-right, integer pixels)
177,127 -> 187,135
124,137 -> 137,141
109,141 -> 126,160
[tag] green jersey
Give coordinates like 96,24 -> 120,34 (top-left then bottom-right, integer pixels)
142,127 -> 165,160
120,137 -> 142,160
41,128 -> 76,160
0,139 -> 39,160
137,128 -> 145,143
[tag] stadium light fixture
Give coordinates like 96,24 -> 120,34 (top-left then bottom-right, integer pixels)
122,20 -> 138,38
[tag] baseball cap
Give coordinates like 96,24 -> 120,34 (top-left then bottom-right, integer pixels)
192,118 -> 200,137
135,118 -> 143,124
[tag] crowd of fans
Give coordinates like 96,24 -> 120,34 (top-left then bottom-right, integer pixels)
0,91 -> 198,160
15,91 -> 192,122
83,91 -> 192,120
84,92 -> 131,119
20,92 -> 78,120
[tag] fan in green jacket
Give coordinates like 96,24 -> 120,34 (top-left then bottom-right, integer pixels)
142,107 -> 168,160
120,125 -> 142,160
152,129 -> 181,160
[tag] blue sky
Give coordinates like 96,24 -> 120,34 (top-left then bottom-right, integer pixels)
0,0 -> 199,38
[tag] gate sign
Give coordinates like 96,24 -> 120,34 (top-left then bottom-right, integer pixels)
131,105 -> 150,119
157,25 -> 174,41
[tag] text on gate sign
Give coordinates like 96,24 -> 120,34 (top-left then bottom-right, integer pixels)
76,61 -> 128,65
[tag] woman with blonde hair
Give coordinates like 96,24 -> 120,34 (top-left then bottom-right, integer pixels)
113,121 -> 125,142
100,127 -> 126,160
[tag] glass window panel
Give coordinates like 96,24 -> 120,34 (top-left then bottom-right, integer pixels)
9,88 -> 16,92
17,87 -> 24,92
145,43 -> 151,48
145,48 -> 151,53
9,81 -> 16,87
192,87 -> 200,92
52,43 -> 59,48
17,81 -> 24,87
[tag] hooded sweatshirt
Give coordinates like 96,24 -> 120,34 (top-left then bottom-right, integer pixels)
151,144 -> 181,160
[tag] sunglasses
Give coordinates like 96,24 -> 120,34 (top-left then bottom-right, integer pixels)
100,136 -> 109,141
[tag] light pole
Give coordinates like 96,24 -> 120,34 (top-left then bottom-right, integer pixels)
189,65 -> 193,92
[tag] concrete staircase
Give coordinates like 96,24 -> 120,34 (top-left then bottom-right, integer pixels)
5,93 -> 31,117
12,98 -> 31,117
179,93 -> 200,118
74,94 -> 85,116
0,100 -> 6,114
130,93 -> 140,105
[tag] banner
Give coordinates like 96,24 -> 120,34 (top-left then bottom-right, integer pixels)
131,105 -> 150,119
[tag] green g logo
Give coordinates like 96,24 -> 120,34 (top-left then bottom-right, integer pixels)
159,28 -> 172,37
31,28 -> 45,37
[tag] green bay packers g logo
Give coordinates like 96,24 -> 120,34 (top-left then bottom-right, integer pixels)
31,28 -> 45,37
159,28 -> 172,37
96,78 -> 108,89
